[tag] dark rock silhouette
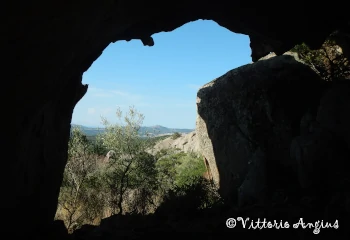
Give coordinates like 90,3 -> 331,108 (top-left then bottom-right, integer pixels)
196,53 -> 327,202
6,1 -> 349,238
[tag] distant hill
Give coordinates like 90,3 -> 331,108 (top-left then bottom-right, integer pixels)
71,124 -> 194,137
139,125 -> 194,136
71,124 -> 105,136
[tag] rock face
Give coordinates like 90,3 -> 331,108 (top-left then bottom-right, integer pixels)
148,132 -> 200,155
290,81 -> 350,194
196,53 -> 328,202
8,0 -> 349,237
317,82 -> 350,150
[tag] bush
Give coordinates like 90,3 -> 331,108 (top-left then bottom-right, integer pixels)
290,32 -> 349,81
154,148 -> 169,160
56,127 -> 102,232
171,132 -> 181,140
174,152 -> 207,188
155,177 -> 222,216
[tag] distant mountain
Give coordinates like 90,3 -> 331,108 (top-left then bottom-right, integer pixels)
139,125 -> 193,136
71,124 -> 194,137
71,124 -> 105,136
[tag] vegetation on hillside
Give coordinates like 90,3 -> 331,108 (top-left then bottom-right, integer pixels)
171,132 -> 182,140
72,124 -> 194,138
55,106 -> 220,232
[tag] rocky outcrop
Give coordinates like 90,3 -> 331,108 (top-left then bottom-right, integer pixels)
317,81 -> 350,150
148,132 -> 200,155
290,81 -> 350,195
237,147 -> 267,207
8,1 -> 350,238
196,53 -> 328,202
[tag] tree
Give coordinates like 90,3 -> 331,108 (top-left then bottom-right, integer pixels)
171,132 -> 181,140
56,127 -> 101,231
125,152 -> 159,214
290,32 -> 349,81
97,106 -> 158,214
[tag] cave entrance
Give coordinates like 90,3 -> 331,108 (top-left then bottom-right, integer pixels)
55,20 -> 251,231
72,20 -> 251,129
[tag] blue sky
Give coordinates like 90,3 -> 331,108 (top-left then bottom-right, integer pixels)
72,20 -> 252,129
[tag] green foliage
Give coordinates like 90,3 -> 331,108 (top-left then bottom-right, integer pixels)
90,138 -> 108,156
67,127 -> 94,157
171,132 -> 181,140
290,34 -> 349,81
97,106 -> 146,158
154,148 -> 169,160
155,152 -> 181,192
155,178 -> 222,216
174,152 -> 207,188
145,135 -> 170,149
57,127 -> 101,231
155,150 -> 207,191
96,106 -> 158,214
56,108 -> 221,232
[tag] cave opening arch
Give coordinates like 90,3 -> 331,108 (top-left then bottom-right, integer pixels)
10,2 -> 348,237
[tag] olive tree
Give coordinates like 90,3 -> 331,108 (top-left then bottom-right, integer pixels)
56,127 -> 101,231
97,106 -> 158,214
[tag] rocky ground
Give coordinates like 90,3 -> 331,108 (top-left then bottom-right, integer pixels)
49,192 -> 350,240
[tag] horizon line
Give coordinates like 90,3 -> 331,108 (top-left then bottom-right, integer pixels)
71,123 -> 195,130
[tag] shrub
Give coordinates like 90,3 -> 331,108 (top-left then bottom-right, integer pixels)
290,32 -> 349,81
171,132 -> 181,140
55,127 -> 101,231
174,152 -> 207,188
155,177 -> 222,216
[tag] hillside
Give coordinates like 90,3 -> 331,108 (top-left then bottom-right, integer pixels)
139,125 -> 194,136
71,124 -> 104,136
71,124 -> 194,137
147,131 -> 200,155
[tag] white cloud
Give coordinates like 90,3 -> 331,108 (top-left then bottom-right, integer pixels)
87,108 -> 96,114
110,90 -> 129,97
100,108 -> 113,115
88,87 -> 142,102
92,93 -> 114,98
88,87 -> 102,92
